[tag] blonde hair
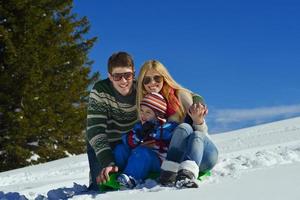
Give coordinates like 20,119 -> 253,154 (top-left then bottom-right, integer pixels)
137,60 -> 191,122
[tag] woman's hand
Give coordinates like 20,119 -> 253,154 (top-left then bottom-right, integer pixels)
96,166 -> 119,184
188,103 -> 208,125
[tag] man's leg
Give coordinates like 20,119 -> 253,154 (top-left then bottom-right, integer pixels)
86,142 -> 101,191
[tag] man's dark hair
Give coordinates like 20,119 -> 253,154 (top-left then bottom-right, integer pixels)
108,52 -> 134,74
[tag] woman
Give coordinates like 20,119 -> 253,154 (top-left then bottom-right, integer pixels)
136,60 -> 218,188
137,60 -> 205,124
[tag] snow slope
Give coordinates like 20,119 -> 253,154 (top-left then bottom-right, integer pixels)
1,117 -> 300,200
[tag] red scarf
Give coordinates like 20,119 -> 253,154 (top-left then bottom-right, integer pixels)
165,88 -> 180,117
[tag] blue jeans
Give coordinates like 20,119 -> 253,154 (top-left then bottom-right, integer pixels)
87,142 -> 160,190
166,123 -> 218,172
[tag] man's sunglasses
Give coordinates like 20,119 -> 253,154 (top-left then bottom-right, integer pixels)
111,72 -> 134,81
143,75 -> 163,85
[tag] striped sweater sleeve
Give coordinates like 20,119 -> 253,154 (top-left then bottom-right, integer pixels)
86,88 -> 115,168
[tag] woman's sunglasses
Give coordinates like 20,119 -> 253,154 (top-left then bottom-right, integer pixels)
143,75 -> 163,85
111,72 -> 134,81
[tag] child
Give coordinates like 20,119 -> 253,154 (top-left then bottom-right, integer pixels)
116,92 -> 178,188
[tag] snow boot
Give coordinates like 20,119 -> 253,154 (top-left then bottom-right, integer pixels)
175,160 -> 199,189
175,169 -> 199,188
159,160 -> 180,186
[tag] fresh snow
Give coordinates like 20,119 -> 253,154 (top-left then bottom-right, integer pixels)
1,117 -> 300,200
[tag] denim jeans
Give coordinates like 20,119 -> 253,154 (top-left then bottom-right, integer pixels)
87,142 -> 160,190
166,123 -> 218,172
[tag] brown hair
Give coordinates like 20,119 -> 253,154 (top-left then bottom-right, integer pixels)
107,52 -> 134,74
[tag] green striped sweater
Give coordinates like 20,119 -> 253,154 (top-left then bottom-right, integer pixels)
86,78 -> 138,167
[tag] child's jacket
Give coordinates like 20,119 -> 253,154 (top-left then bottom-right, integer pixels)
122,120 -> 178,160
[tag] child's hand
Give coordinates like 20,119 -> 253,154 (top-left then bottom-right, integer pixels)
188,103 -> 208,125
140,121 -> 155,138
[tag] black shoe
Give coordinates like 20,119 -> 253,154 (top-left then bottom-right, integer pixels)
159,169 -> 177,186
175,169 -> 199,189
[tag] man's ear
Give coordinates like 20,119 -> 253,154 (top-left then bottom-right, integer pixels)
108,73 -> 113,82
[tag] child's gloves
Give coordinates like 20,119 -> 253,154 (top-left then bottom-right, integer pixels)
139,121 -> 156,139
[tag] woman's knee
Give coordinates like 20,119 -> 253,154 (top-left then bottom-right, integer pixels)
190,131 -> 206,141
178,123 -> 193,132
173,123 -> 193,138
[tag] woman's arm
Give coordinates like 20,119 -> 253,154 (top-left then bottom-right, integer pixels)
177,89 -> 193,112
188,103 -> 208,133
177,90 -> 208,133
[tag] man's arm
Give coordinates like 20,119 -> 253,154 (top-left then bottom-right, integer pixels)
86,88 -> 115,168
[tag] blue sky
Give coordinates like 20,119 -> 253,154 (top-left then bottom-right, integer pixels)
73,0 -> 300,133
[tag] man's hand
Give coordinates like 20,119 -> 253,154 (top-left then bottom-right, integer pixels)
188,103 -> 208,125
96,166 -> 119,184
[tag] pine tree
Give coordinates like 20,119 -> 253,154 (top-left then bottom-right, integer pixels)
0,0 -> 97,171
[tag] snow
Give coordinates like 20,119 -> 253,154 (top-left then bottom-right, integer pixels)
27,142 -> 39,147
26,153 -> 40,162
1,117 -> 300,200
14,108 -> 21,112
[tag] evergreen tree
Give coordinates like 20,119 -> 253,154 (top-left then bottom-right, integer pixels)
0,0 -> 97,171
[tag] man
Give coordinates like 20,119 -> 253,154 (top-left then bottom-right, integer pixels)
86,52 -> 138,190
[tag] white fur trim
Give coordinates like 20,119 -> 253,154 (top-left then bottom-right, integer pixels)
161,160 -> 180,173
179,160 -> 199,178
